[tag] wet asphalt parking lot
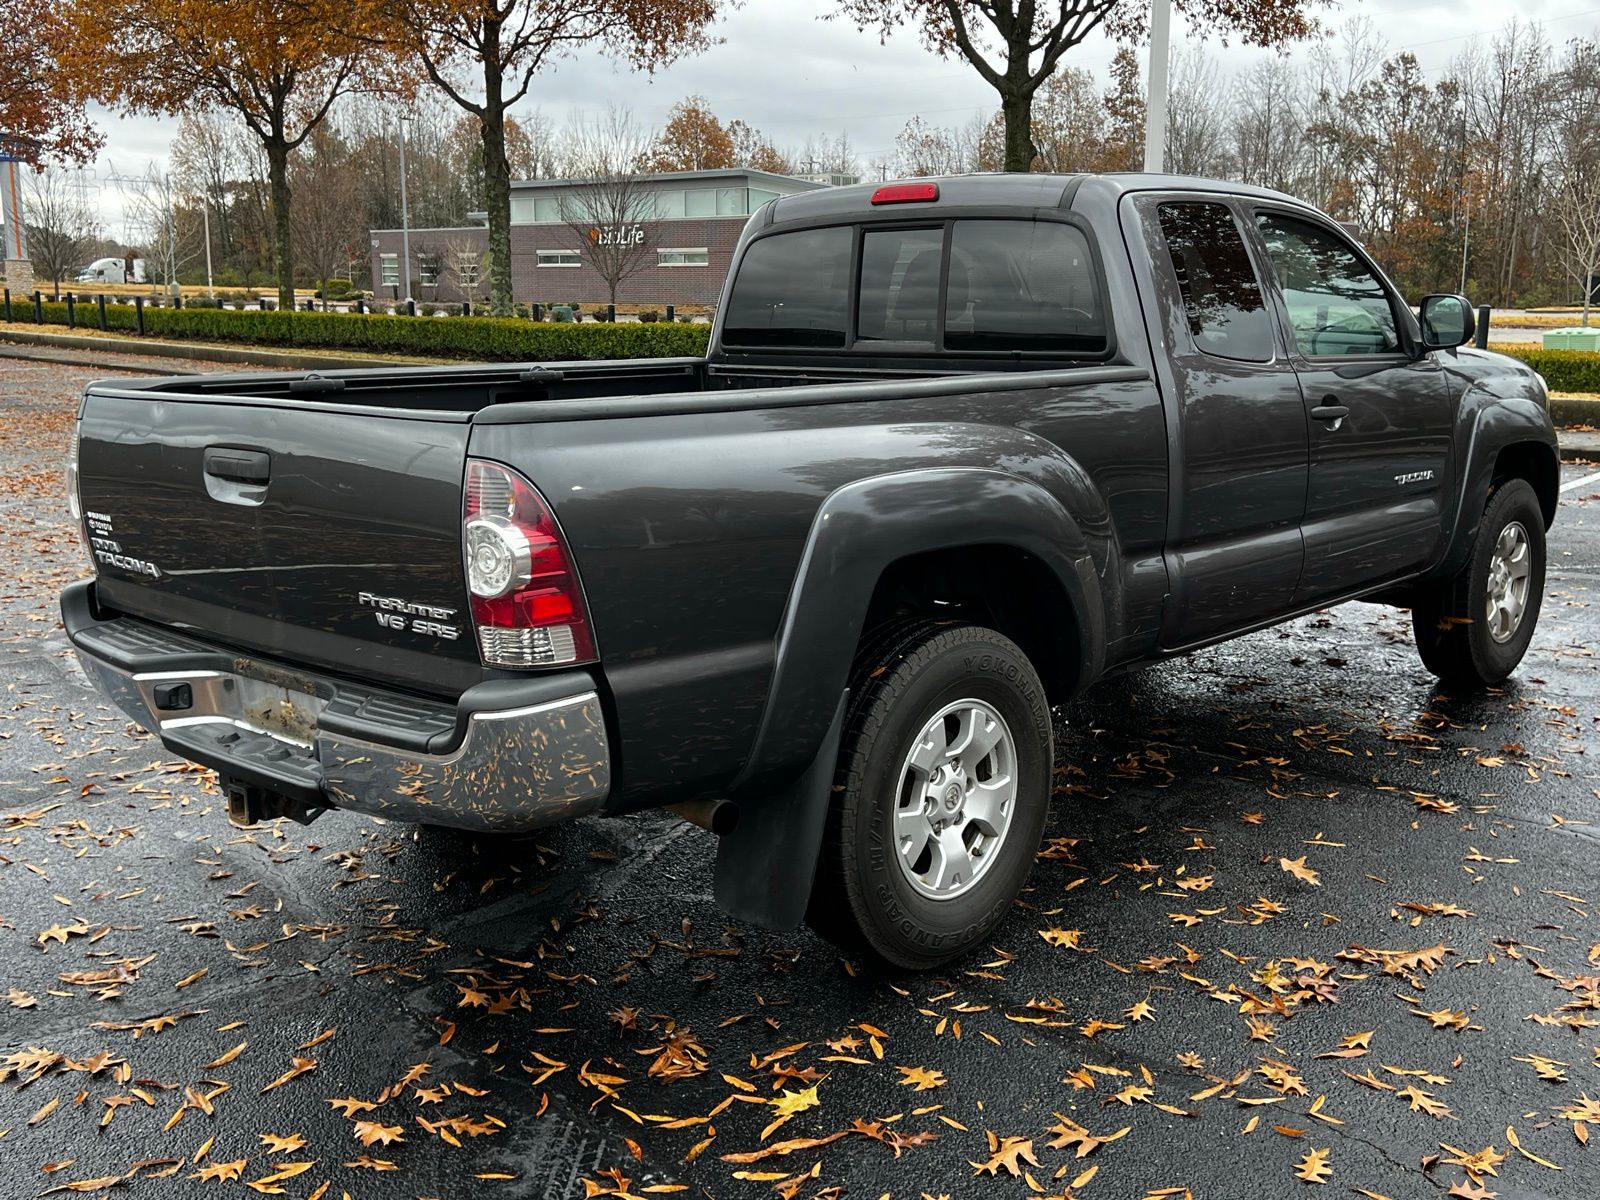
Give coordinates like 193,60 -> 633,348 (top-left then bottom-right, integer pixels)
1,350 -> 1598,1200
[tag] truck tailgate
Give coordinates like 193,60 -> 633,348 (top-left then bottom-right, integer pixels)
76,390 -> 481,697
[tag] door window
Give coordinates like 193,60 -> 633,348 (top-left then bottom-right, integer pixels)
1256,214 -> 1400,356
1156,202 -> 1274,363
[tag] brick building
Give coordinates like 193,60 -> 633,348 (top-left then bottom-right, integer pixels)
368,168 -> 837,309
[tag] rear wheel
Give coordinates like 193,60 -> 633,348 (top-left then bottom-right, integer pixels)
1412,478 -> 1545,687
808,623 -> 1052,970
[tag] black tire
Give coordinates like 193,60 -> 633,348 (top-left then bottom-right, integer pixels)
1412,478 -> 1545,687
807,623 -> 1052,970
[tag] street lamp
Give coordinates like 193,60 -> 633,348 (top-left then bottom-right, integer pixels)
396,116 -> 413,304
1143,0 -> 1172,174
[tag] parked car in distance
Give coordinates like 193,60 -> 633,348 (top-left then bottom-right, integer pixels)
63,173 -> 1558,969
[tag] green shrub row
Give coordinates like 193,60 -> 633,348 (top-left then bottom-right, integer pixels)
8,299 -> 1598,389
14,300 -> 710,362
1489,344 -> 1600,394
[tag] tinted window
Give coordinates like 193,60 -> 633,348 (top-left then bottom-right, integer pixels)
857,228 -> 942,344
1256,214 -> 1400,355
1157,202 -> 1273,362
945,221 -> 1106,353
722,227 -> 851,348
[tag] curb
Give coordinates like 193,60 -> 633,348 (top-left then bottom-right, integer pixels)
0,328 -> 440,371
1559,433 -> 1600,462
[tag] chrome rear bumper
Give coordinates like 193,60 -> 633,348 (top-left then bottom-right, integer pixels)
67,594 -> 610,833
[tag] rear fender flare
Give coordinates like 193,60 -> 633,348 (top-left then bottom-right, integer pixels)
730,466 -> 1104,799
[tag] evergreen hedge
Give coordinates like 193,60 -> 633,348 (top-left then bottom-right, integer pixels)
15,299 -> 710,361
7,298 -> 1600,391
1489,345 -> 1600,394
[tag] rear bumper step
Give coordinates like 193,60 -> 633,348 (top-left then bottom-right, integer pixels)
62,581 -> 611,832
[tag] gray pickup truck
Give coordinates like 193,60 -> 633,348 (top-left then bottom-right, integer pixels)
62,173 -> 1557,968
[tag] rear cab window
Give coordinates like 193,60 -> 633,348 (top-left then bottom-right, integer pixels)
721,226 -> 852,348
721,218 -> 1109,359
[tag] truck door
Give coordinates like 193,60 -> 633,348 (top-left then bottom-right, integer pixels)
1124,194 -> 1310,648
1248,208 -> 1455,603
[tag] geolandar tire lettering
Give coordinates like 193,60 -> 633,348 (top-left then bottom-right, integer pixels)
808,623 -> 1053,970
1411,478 -> 1545,687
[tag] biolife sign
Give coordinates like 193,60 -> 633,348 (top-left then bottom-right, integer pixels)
588,224 -> 645,247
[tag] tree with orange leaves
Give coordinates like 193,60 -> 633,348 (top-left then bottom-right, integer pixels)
0,6 -> 99,164
642,96 -> 736,172
835,0 -> 1330,173
62,0 -> 375,307
365,0 -> 724,315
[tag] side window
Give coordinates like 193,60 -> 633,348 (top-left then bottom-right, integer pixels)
945,221 -> 1106,353
857,228 -> 943,345
1156,202 -> 1274,363
722,227 -> 853,348
1256,214 -> 1400,356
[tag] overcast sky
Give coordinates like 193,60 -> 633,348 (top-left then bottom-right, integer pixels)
73,0 -> 1600,237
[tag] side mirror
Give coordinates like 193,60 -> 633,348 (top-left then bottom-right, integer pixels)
1418,294 -> 1474,350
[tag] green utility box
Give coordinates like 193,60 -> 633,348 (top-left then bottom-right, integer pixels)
1543,326 -> 1600,350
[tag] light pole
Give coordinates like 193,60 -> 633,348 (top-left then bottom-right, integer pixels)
202,200 -> 215,301
1143,0 -> 1172,174
396,116 -> 413,304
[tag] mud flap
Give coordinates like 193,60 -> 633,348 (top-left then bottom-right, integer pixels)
713,689 -> 848,931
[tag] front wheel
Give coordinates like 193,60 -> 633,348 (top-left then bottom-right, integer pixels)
807,624 -> 1052,970
1412,478 -> 1545,687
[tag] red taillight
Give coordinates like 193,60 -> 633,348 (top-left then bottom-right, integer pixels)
463,459 -> 595,667
870,182 -> 939,205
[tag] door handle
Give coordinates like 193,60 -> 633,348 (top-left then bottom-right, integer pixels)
204,447 -> 271,485
1310,398 -> 1349,429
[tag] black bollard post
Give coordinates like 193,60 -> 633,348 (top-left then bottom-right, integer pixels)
65,292 -> 77,329
1474,305 -> 1490,350
606,303 -> 616,323
355,297 -> 365,314
532,303 -> 542,321
32,291 -> 42,322
665,304 -> 674,323
406,299 -> 416,317
134,296 -> 145,335
462,298 -> 471,317
97,294 -> 107,330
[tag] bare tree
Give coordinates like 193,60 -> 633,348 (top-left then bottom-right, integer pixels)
556,111 -> 656,308
1550,39 -> 1600,324
111,164 -> 200,292
23,168 -> 100,296
291,126 -> 365,302
444,234 -> 486,306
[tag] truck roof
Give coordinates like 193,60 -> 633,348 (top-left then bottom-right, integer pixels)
765,172 -> 1312,227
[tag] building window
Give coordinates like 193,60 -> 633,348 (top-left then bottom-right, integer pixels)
416,252 -> 439,287
456,251 -> 480,287
686,187 -> 751,217
658,247 -> 709,267
537,249 -> 581,267
534,196 -> 561,223
511,196 -> 535,224
684,188 -> 717,217
379,253 -> 399,288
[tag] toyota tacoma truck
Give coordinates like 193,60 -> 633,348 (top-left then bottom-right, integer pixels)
62,174 -> 1558,969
